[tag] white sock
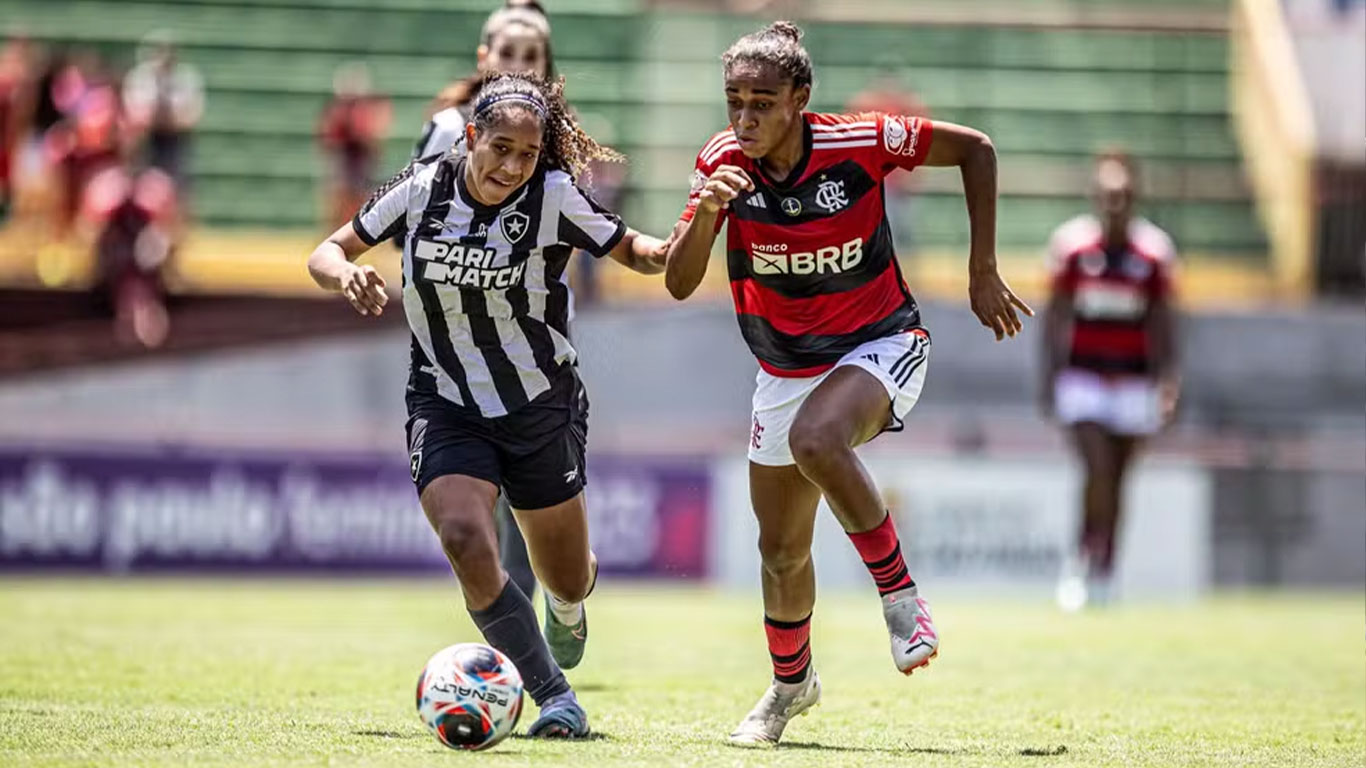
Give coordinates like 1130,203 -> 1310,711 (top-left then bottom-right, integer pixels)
547,593 -> 583,625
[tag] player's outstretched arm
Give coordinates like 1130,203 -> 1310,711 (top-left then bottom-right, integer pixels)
606,229 -> 671,275
307,223 -> 388,317
923,121 -> 1033,341
664,164 -> 752,300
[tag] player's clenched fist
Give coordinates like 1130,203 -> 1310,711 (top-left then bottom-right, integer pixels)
340,263 -> 388,316
696,165 -> 754,216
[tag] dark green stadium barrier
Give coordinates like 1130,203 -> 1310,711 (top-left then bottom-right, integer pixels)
7,1 -> 637,59
156,0 -> 640,14
803,24 -> 1227,73
8,0 -> 1262,259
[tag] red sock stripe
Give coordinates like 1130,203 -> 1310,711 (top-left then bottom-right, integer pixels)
764,615 -> 810,657
874,566 -> 913,595
770,643 -> 811,683
848,513 -> 901,563
764,615 -> 812,682
848,514 -> 915,594
868,560 -> 904,578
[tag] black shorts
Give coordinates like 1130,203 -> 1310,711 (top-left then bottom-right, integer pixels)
404,371 -> 589,510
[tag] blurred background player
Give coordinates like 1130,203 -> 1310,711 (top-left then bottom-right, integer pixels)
1042,151 -> 1181,612
306,72 -> 670,739
86,165 -> 177,348
665,21 -> 1031,746
317,61 -> 392,230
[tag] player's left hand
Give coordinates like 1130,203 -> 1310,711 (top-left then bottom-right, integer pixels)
968,269 -> 1033,341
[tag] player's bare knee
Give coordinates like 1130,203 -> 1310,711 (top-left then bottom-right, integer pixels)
433,515 -> 492,563
758,535 -> 811,577
541,569 -> 592,603
788,421 -> 847,476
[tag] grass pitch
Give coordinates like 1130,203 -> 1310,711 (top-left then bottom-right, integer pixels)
0,579 -> 1361,767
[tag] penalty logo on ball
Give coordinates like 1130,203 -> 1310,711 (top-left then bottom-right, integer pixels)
416,643 -> 524,751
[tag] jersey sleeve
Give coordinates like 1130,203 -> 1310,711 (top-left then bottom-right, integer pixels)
678,133 -> 732,234
1149,238 -> 1178,300
1131,219 -> 1178,300
352,163 -> 417,246
872,113 -> 934,178
1046,225 -> 1080,296
557,174 -> 628,258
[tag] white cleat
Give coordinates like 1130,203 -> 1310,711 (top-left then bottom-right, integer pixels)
1056,553 -> 1114,612
1056,572 -> 1089,613
727,670 -> 821,747
883,586 -> 939,674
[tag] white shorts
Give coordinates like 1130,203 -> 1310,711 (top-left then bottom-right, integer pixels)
1054,368 -> 1160,436
748,330 -> 931,466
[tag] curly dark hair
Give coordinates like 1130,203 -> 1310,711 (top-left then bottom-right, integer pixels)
721,21 -> 813,90
470,71 -> 623,181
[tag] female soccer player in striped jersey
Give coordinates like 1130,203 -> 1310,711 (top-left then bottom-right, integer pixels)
307,72 -> 669,740
410,0 -> 556,613
664,22 -> 1033,745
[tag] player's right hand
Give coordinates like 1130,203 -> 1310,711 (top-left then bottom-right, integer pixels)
696,165 -> 753,216
340,263 -> 388,316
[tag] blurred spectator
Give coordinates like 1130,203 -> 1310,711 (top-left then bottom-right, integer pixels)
13,48 -> 80,230
47,52 -> 122,238
846,74 -> 927,256
86,165 -> 177,348
0,35 -> 35,223
318,62 -> 391,230
122,31 -> 203,189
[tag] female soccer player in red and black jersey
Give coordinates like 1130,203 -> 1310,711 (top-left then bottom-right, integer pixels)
1042,151 -> 1180,612
664,22 -> 1032,745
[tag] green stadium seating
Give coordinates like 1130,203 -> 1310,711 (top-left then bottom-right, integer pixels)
8,0 -> 1265,257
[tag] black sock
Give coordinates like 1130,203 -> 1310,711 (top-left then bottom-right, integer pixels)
496,502 -> 538,600
468,580 -> 570,706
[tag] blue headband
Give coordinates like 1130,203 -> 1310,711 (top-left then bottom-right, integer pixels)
474,91 -> 548,120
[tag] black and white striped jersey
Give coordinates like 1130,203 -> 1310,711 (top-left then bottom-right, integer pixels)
412,107 -> 466,161
352,155 -> 626,417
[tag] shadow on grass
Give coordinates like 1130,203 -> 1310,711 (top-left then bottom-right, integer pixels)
508,731 -> 611,742
352,727 -> 614,743
352,730 -> 424,740
1020,745 -> 1068,756
784,742 -> 1068,757
781,742 -> 972,755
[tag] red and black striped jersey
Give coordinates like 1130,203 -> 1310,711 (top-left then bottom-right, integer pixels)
1047,214 -> 1177,376
680,112 -> 934,377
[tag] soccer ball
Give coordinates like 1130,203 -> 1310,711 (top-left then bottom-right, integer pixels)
416,643 -> 524,750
